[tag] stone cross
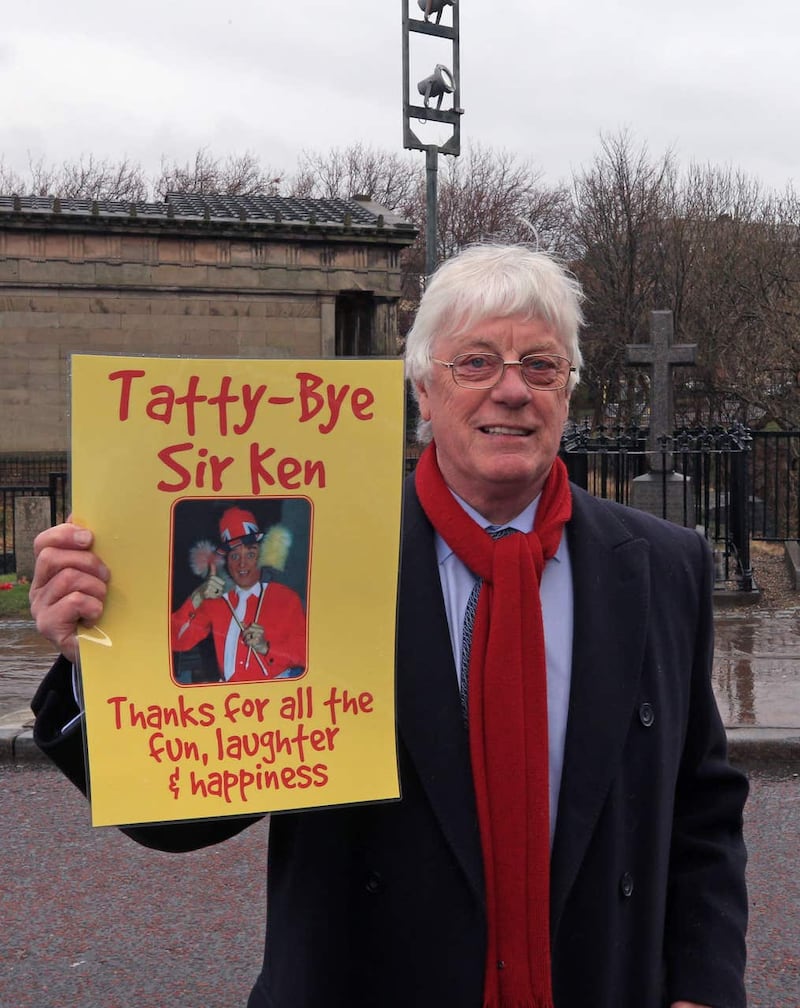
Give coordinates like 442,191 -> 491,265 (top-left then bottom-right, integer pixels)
626,310 -> 697,470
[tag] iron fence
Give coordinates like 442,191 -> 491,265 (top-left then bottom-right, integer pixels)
5,434 -> 798,587
561,424 -> 754,590
0,455 -> 69,574
0,453 -> 68,486
749,430 -> 800,541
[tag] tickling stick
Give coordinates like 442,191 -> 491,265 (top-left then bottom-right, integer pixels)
222,594 -> 269,676
244,582 -> 271,672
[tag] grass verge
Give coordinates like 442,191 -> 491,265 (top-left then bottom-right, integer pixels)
0,574 -> 32,619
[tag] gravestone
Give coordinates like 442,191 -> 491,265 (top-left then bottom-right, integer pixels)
626,311 -> 697,526
13,497 -> 51,580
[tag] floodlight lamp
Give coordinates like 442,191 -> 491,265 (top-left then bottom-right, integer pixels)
417,64 -> 455,110
417,0 -> 454,24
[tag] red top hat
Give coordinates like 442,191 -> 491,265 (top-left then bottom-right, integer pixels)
218,506 -> 264,551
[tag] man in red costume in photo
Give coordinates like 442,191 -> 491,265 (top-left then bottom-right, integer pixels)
171,506 -> 306,682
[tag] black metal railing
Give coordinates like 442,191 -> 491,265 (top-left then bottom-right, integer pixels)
7,434 -> 799,590
0,469 -> 68,576
749,430 -> 800,541
0,453 -> 68,487
561,424 -> 754,591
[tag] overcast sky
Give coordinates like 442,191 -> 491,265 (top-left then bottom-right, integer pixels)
2,0 -> 799,197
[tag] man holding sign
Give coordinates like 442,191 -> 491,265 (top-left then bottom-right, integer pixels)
30,244 -> 747,1008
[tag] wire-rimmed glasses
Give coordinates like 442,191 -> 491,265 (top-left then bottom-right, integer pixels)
432,352 -> 576,391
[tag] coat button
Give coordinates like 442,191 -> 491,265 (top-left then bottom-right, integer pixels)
620,872 -> 634,898
639,702 -> 655,727
365,871 -> 383,894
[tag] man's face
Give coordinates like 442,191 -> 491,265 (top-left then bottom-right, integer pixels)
415,315 -> 572,522
226,544 -> 261,589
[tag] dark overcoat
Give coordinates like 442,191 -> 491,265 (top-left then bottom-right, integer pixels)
33,479 -> 748,1008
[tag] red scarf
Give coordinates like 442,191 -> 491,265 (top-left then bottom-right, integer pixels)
415,444 -> 572,1008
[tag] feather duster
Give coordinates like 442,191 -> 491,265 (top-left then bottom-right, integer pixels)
188,539 -> 233,590
188,539 -> 219,578
259,524 -> 292,572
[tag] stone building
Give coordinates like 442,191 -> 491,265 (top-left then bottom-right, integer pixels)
0,192 -> 416,455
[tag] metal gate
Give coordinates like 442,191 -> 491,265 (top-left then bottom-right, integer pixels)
0,457 -> 69,574
561,424 -> 754,590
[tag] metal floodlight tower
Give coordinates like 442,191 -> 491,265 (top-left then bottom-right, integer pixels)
417,0 -> 454,24
418,64 -> 455,109
402,0 -> 462,277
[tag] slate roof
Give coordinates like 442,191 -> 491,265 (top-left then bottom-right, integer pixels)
0,192 -> 414,239
165,193 -> 380,225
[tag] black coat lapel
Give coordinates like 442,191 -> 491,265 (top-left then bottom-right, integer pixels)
395,479 -> 652,916
550,486 -> 651,935
396,477 -> 484,903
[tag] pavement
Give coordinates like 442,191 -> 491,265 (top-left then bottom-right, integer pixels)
3,592 -> 797,1008
2,600 -> 800,768
4,762 -> 796,1007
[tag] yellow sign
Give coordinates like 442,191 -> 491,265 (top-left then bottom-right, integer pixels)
71,355 -> 404,827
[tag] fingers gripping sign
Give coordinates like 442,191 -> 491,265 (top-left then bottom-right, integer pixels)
29,522 -> 110,664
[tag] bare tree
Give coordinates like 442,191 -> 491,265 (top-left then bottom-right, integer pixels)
1,152 -> 147,200
286,142 -> 568,331
670,167 -> 800,428
434,144 -> 571,258
154,148 -> 282,198
289,143 -> 418,210
569,131 -> 679,424
0,158 -> 26,194
397,144 -> 571,329
21,154 -> 61,197
58,154 -> 148,201
569,132 -> 800,430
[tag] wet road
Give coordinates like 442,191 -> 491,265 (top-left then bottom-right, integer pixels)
3,608 -> 799,731
714,607 -> 800,728
2,616 -> 799,1006
0,620 -> 55,730
0,763 -> 268,1008
1,762 -> 797,1008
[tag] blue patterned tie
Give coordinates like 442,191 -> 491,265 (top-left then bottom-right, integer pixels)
459,525 -> 517,720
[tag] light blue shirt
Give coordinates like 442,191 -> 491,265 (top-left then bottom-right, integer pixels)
434,492 -> 574,841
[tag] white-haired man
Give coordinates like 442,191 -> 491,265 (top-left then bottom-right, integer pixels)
30,244 -> 747,1008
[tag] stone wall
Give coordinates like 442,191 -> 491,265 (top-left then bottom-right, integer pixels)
0,199 -> 413,453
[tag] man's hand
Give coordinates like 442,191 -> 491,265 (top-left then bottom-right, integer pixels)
30,522 -> 109,664
191,573 -> 226,608
241,623 -> 269,655
671,1002 -> 712,1007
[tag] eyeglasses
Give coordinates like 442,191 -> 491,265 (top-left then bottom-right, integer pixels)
432,352 -> 576,391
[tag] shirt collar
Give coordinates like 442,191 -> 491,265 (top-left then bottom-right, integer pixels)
231,582 -> 262,603
434,490 -> 566,565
